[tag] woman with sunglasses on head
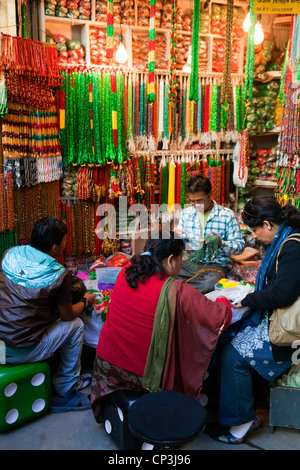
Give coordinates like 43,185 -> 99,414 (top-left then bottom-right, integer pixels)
91,229 -> 233,424
176,174 -> 244,293
216,196 -> 300,444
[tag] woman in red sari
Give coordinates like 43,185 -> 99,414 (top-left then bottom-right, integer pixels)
91,230 -> 232,423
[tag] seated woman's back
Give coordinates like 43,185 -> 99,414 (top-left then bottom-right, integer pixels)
97,267 -> 168,376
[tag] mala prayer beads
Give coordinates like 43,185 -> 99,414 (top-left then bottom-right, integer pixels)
221,0 -> 234,108
0,230 -> 16,261
210,84 -> 218,132
0,34 -> 61,87
168,0 -> 178,104
279,82 -> 300,157
60,69 -> 128,166
1,34 -> 61,109
2,102 -> 61,160
147,0 -> 156,104
159,156 -> 168,206
243,0 -> 256,103
186,234 -> 220,276
14,181 -> 61,243
106,0 -> 114,59
189,0 -> 200,102
238,128 -> 250,180
59,69 -> 244,158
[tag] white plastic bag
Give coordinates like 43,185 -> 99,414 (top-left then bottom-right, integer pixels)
205,283 -> 253,324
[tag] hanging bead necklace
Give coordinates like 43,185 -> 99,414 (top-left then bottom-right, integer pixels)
168,0 -> 178,104
189,0 -> 200,102
186,234 -> 220,277
106,0 -> 114,59
243,0 -> 256,103
221,0 -> 233,109
147,0 -> 156,103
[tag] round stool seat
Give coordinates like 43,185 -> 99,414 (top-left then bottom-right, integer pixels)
128,391 -> 207,448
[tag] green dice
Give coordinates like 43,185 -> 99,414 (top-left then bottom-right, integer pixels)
0,362 -> 51,431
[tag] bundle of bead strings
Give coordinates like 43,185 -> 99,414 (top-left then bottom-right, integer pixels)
187,234 -> 219,275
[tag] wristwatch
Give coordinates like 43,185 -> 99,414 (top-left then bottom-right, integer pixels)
80,297 -> 89,309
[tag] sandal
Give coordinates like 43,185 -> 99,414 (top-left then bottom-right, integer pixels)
218,418 -> 261,445
50,390 -> 91,413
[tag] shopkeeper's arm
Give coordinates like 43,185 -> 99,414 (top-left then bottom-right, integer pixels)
208,210 -> 244,254
54,273 -> 96,321
220,213 -> 245,254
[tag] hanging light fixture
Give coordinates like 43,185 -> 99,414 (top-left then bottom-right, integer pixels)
254,17 -> 264,45
116,2 -> 128,65
243,12 -> 250,32
182,63 -> 191,73
182,45 -> 192,73
116,34 -> 128,64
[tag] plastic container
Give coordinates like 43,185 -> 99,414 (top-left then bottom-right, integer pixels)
96,267 -> 122,285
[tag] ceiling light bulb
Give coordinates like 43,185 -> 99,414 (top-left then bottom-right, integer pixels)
115,43 -> 128,64
254,21 -> 264,45
243,12 -> 250,32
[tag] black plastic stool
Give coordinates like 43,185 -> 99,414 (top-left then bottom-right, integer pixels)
103,389 -> 147,450
128,390 -> 207,449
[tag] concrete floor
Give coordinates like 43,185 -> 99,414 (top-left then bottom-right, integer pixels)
1,349 -> 300,453
1,383 -> 300,452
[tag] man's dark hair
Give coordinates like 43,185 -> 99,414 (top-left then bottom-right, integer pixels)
30,217 -> 67,254
186,174 -> 212,195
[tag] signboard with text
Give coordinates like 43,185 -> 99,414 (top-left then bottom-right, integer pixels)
253,0 -> 300,15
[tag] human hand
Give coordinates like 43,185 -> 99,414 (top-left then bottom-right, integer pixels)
84,292 -> 96,307
230,301 -> 243,309
212,231 -> 222,248
173,227 -> 184,237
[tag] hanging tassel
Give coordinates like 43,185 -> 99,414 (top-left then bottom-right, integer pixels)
203,83 -> 210,133
127,76 -> 135,152
180,156 -> 186,208
158,78 -> 164,141
159,155 -> 168,208
167,156 -> 176,212
163,79 -> 170,149
174,156 -> 180,206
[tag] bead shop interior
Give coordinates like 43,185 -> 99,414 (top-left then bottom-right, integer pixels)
0,0 -> 300,450
1,0 -> 299,260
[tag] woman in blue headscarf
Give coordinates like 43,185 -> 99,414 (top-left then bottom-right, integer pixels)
217,196 -> 300,444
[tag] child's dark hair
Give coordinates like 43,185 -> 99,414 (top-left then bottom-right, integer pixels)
125,230 -> 184,289
242,196 -> 300,229
30,216 -> 67,254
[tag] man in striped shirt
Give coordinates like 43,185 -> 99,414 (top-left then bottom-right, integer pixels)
176,174 -> 244,293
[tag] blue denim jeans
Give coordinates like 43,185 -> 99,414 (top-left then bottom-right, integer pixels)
219,343 -> 257,427
6,318 -> 84,397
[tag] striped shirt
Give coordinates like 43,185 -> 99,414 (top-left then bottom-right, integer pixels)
177,202 -> 244,269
